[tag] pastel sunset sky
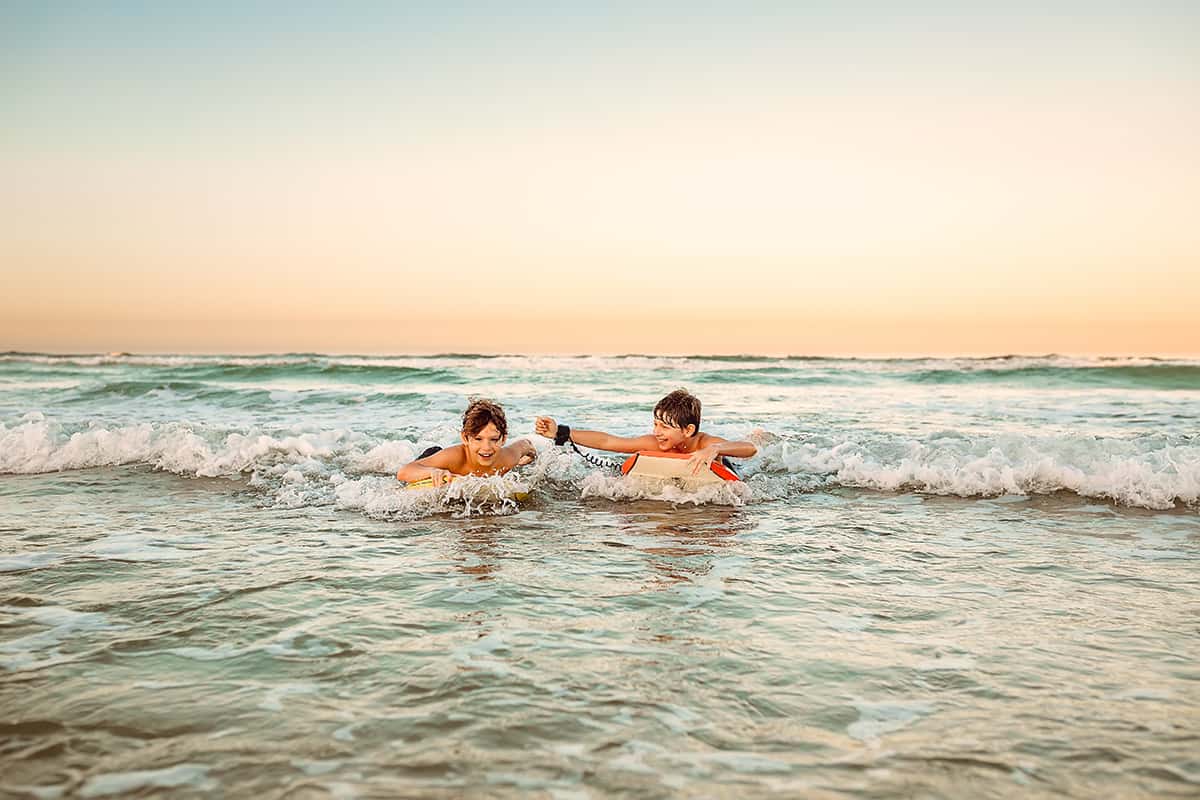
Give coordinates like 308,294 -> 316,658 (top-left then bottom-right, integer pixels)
3,3 -> 1197,355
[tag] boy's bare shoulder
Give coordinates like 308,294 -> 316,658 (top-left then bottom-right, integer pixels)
432,444 -> 470,474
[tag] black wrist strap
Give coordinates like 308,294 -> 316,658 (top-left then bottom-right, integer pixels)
554,424 -> 571,446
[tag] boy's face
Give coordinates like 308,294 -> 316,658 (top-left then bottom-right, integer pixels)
652,416 -> 696,450
462,422 -> 506,467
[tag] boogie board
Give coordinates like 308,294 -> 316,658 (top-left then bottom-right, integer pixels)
405,475 -> 530,503
620,451 -> 741,483
404,476 -> 453,490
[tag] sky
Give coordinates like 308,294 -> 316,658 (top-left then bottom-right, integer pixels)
3,2 -> 1198,355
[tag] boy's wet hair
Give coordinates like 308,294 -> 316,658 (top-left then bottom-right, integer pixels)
654,389 -> 701,433
462,398 -> 508,437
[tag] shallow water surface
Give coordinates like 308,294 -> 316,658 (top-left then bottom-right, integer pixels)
1,354 -> 1198,797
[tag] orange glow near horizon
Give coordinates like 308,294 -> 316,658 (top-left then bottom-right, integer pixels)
5,312 -> 1197,358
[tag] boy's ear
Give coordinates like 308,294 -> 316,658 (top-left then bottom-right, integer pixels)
685,424 -> 696,437
460,431 -> 469,445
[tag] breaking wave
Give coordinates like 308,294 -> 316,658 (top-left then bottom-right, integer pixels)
3,414 -> 1195,512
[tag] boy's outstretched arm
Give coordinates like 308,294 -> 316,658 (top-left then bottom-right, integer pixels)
705,437 -> 758,459
686,436 -> 758,476
396,447 -> 457,485
534,416 -> 656,454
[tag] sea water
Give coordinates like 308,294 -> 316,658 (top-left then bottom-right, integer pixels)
1,353 -> 1197,797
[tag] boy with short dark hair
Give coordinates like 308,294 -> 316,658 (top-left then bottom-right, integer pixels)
397,398 -> 536,487
534,388 -> 756,476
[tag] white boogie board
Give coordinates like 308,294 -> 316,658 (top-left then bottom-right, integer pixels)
620,451 -> 740,484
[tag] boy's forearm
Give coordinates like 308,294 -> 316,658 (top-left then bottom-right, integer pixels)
568,429 -> 649,453
396,463 -> 437,482
713,440 -> 758,459
565,428 -> 611,450
396,464 -> 420,482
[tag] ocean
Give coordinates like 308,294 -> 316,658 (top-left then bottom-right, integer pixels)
1,353 -> 1197,797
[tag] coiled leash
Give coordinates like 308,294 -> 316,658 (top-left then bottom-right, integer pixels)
555,424 -> 623,472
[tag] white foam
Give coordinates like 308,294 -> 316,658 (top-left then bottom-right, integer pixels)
18,606 -> 108,628
847,700 -> 934,741
258,682 -> 318,711
0,605 -> 115,671
262,624 -> 342,658
580,472 -> 752,506
79,764 -> 215,797
3,412 -> 1196,511
754,433 -> 1200,510
165,643 -> 256,662
689,751 -> 792,774
335,473 -> 530,518
332,723 -> 358,742
0,552 -> 66,573
0,414 -> 367,479
86,533 -> 190,562
348,440 -> 417,474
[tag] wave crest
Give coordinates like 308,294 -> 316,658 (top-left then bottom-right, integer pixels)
2,415 -> 1195,511
752,432 -> 1199,510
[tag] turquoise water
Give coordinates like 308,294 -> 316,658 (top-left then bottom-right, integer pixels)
1,353 -> 1198,797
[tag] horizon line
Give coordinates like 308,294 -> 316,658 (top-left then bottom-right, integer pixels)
5,350 -> 1199,361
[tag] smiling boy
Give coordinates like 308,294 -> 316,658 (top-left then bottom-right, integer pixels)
397,398 -> 536,487
534,389 -> 756,476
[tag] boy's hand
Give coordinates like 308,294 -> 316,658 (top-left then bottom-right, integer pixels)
686,444 -> 722,477
428,468 -> 452,488
515,439 -> 537,466
534,416 -> 557,439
